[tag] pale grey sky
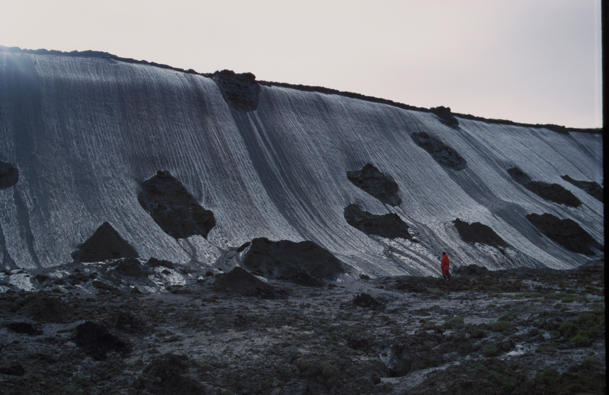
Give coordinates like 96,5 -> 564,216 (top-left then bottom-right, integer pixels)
1,0 -> 602,128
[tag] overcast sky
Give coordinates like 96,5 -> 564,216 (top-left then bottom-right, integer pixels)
1,0 -> 602,128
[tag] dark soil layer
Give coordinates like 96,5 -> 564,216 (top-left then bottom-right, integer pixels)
526,213 -> 603,256
429,106 -> 459,128
508,168 -> 582,207
212,69 -> 261,112
347,164 -> 401,206
344,204 -> 413,240
75,222 -> 139,263
411,132 -> 467,170
453,219 -> 509,250
0,162 -> 18,189
562,175 -> 604,202
242,238 -> 344,286
0,259 -> 605,394
139,170 -> 216,239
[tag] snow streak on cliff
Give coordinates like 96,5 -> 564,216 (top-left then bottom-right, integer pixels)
0,49 -> 603,277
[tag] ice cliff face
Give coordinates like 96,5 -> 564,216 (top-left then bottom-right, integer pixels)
0,48 -> 603,277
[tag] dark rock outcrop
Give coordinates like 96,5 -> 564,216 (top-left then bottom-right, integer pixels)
344,204 -> 412,240
213,267 -> 286,299
72,321 -> 131,361
453,219 -> 509,250
0,161 -> 18,188
212,69 -> 261,112
561,175 -> 603,202
508,168 -> 582,207
411,132 -> 467,170
347,164 -> 401,206
136,354 -> 211,395
139,170 -> 215,239
75,222 -> 138,263
6,322 -> 42,336
242,238 -> 344,286
527,213 -> 602,255
430,106 -> 459,128
17,295 -> 72,323
112,258 -> 146,277
353,293 -> 385,310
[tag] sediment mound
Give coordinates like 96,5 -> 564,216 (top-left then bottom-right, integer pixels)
562,175 -> 603,202
453,219 -> 509,250
526,213 -> 603,255
347,164 -> 401,206
139,170 -> 216,239
508,168 -> 582,207
213,267 -> 286,299
242,238 -> 344,286
344,204 -> 413,240
75,222 -> 138,263
411,132 -> 467,170
0,161 -> 18,188
212,69 -> 261,112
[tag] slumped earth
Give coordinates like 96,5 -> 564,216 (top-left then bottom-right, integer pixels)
0,260 -> 604,394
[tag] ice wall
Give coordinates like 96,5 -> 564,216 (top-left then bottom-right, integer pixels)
0,50 -> 603,276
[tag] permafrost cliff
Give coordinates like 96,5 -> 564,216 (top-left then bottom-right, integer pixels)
0,47 -> 603,278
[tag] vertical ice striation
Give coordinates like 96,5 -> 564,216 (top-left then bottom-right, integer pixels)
0,50 -> 603,276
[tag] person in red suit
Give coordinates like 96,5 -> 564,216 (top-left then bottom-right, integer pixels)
441,252 -> 450,280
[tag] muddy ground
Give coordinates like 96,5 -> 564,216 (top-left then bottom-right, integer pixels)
0,260 -> 604,394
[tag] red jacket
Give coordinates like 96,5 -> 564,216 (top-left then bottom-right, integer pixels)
441,254 -> 450,275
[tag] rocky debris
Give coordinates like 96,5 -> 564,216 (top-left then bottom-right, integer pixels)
112,257 -> 147,277
411,132 -> 467,170
146,257 -> 175,269
0,260 -> 604,395
5,322 -> 42,336
72,321 -> 131,361
526,213 -> 603,256
347,163 -> 401,206
211,69 -> 261,112
429,106 -> 459,128
508,167 -> 582,207
74,222 -> 139,263
242,238 -> 344,286
344,204 -> 414,240
562,175 -> 604,202
0,161 -> 18,188
353,293 -> 385,310
453,219 -> 509,251
13,294 -> 72,323
212,267 -> 287,299
139,170 -> 216,239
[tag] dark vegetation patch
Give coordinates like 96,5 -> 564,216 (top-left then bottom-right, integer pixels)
242,238 -> 344,286
561,175 -> 603,202
211,69 -> 261,112
344,204 -> 413,240
212,267 -> 287,299
74,222 -> 138,263
0,161 -> 18,188
429,106 -> 459,127
411,132 -> 467,170
139,170 -> 215,239
72,321 -> 131,361
453,219 -> 509,251
526,213 -> 603,255
347,163 -> 401,206
5,322 -> 42,336
507,168 -> 582,207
